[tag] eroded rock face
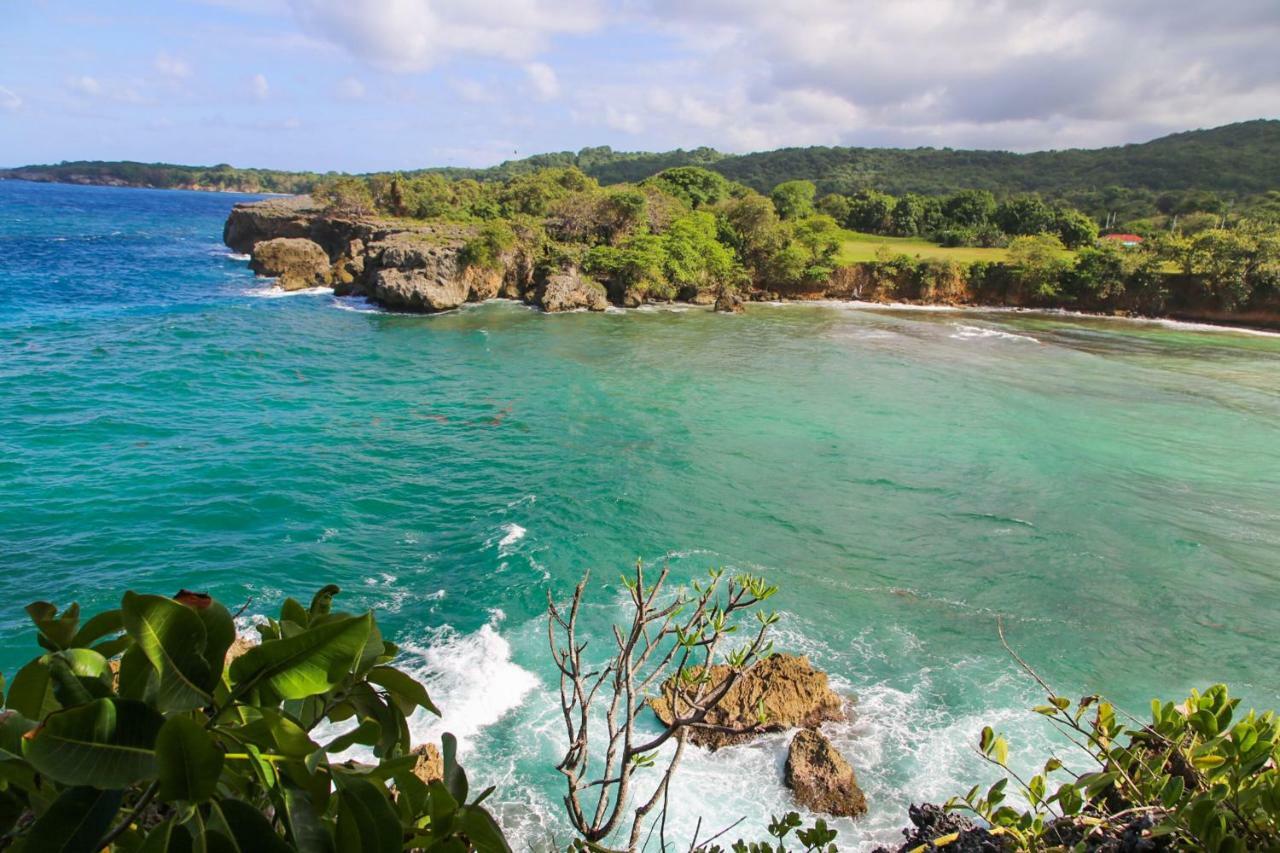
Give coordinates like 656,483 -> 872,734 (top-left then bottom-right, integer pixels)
650,654 -> 845,750
409,743 -> 443,786
371,267 -> 469,313
714,289 -> 745,313
250,237 -> 332,291
537,270 -> 609,312
785,728 -> 867,817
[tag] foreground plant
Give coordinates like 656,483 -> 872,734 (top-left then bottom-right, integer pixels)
0,585 -> 510,852
549,562 -> 782,851
943,623 -> 1280,852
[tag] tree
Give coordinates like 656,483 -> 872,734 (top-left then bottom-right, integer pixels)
547,562 -> 779,851
0,586 -> 510,852
645,166 -> 729,209
1007,234 -> 1070,300
845,190 -> 896,233
996,194 -> 1056,236
815,193 -> 852,224
891,193 -> 932,236
791,214 -> 843,281
312,177 -> 374,216
942,189 -> 997,229
662,211 -> 738,293
1054,207 -> 1100,248
770,180 -> 817,220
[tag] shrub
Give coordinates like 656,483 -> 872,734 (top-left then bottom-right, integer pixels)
0,586 -> 509,852
950,668 -> 1280,850
460,222 -> 518,271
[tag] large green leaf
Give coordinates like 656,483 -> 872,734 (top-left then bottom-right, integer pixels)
334,776 -> 401,853
17,785 -> 121,853
455,805 -> 513,853
209,799 -> 294,853
191,600 -> 236,686
282,783 -> 337,853
122,593 -> 212,712
235,708 -> 319,758
70,609 -> 124,649
367,665 -> 439,717
0,710 -> 38,760
5,659 -> 58,720
229,614 -> 371,701
23,698 -> 163,788
157,716 -> 224,803
26,602 -> 80,651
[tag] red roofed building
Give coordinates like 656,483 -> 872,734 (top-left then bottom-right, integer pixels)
1101,233 -> 1144,247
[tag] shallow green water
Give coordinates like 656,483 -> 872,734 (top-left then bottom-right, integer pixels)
2,181 -> 1279,849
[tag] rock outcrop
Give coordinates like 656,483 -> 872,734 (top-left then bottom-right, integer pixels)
785,729 -> 867,817
250,238 -> 332,290
650,654 -> 845,750
409,743 -> 443,786
536,269 -> 609,312
714,289 -> 745,313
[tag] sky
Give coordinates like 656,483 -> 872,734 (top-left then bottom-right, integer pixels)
1,0 -> 1278,172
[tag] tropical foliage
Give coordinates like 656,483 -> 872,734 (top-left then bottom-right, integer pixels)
0,586 -> 508,852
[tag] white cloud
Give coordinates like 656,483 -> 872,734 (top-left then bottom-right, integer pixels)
250,73 -> 270,99
524,62 -> 559,100
335,76 -> 366,100
69,75 -> 102,96
0,85 -> 22,111
585,0 -> 1280,152
154,52 -> 192,78
286,0 -> 601,72
67,75 -> 145,103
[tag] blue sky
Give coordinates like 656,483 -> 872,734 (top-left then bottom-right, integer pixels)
1,0 -> 1277,172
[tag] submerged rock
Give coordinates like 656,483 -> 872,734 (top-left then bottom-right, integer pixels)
650,654 -> 844,750
250,237 -> 332,291
536,269 -> 609,312
785,729 -> 867,817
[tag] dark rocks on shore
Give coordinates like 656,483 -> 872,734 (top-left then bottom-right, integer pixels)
650,654 -> 845,750
714,289 -> 744,313
785,729 -> 867,818
872,804 -> 1011,853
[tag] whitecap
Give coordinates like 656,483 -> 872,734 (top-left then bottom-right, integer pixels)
497,523 -> 526,554
949,323 -> 1039,343
243,285 -> 334,299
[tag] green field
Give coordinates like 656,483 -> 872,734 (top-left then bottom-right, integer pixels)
836,230 -> 1013,264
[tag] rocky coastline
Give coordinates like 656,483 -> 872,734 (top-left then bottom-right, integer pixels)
224,196 -> 1280,330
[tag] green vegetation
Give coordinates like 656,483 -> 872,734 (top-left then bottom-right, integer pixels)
942,629 -> 1280,852
0,580 -> 843,852
0,585 -> 507,852
6,120 -> 1279,226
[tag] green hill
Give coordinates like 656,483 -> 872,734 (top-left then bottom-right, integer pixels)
4,120 -> 1277,210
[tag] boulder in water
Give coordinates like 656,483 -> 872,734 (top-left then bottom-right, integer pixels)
650,654 -> 844,750
250,237 -> 332,291
785,728 -> 867,817
714,289 -> 744,313
536,269 -> 609,312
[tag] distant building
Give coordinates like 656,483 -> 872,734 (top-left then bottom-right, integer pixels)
1101,233 -> 1144,247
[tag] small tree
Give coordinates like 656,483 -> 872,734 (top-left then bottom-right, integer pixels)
547,563 -> 779,851
770,181 -> 817,221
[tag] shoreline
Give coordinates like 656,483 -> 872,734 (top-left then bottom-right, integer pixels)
223,195 -> 1280,335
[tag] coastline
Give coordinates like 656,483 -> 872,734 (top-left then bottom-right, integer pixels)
223,195 -> 1280,334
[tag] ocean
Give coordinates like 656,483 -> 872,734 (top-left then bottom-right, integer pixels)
2,179 -> 1278,850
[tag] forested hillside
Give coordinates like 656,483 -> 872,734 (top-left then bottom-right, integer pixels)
4,120 -> 1277,221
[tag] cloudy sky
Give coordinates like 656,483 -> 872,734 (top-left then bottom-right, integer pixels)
1,0 -> 1277,171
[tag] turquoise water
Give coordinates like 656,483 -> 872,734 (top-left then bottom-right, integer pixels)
3,180 -> 1280,849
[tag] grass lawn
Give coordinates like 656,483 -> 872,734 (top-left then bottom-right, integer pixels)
836,230 -> 1013,264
